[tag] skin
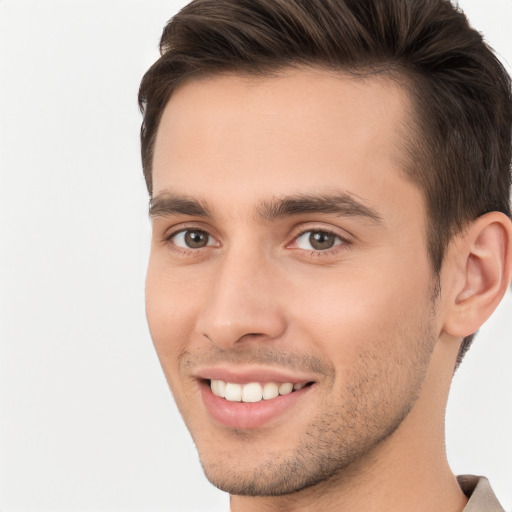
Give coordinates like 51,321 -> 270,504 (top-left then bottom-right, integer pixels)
145,68 -> 511,511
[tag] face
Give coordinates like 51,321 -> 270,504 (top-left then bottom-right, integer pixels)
146,69 -> 440,496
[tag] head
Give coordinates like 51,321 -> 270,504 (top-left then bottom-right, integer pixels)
140,0 -> 512,365
140,0 -> 512,501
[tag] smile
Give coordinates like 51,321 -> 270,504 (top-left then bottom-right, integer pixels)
199,372 -> 316,429
210,379 -> 311,403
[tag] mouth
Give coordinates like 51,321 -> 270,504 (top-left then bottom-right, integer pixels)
196,372 -> 317,429
208,379 -> 315,403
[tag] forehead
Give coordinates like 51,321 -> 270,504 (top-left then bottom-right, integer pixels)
152,68 -> 417,218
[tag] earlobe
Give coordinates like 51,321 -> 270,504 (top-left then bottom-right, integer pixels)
443,212 -> 512,338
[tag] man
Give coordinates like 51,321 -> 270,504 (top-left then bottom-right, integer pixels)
139,0 -> 512,510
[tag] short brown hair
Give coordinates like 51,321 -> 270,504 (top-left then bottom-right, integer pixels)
139,0 -> 512,361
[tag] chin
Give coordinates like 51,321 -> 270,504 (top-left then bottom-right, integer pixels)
200,455 -> 339,497
194,410 -> 406,498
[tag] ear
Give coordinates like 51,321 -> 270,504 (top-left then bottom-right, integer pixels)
441,212 -> 512,338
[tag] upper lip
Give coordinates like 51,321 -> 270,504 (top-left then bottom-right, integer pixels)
193,365 -> 317,385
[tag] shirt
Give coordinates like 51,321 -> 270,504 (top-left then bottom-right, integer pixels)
459,475 -> 505,512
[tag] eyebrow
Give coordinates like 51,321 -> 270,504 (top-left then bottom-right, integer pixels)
258,193 -> 383,224
149,191 -> 382,224
149,193 -> 213,218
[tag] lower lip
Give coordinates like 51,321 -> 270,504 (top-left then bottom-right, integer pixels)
200,382 -> 312,430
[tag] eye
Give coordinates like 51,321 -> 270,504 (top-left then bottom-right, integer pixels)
294,230 -> 344,251
170,229 -> 216,249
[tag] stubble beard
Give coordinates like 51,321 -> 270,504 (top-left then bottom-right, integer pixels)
193,332 -> 436,497
201,406 -> 413,497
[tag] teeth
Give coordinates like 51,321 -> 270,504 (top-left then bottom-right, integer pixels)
211,379 -> 226,398
224,382 -> 242,402
210,380 -> 308,403
262,382 -> 279,400
278,382 -> 293,395
242,382 -> 262,403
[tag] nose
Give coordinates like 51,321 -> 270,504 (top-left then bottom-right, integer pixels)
195,249 -> 287,349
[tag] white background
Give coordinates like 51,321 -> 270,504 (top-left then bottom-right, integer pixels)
0,1 -> 511,511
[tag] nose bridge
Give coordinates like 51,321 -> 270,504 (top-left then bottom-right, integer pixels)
196,242 -> 286,347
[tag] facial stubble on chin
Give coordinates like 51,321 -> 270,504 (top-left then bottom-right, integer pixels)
183,324 -> 437,498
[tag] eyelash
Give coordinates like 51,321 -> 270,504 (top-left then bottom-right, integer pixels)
162,226 -> 350,256
162,226 -> 218,255
289,229 -> 348,255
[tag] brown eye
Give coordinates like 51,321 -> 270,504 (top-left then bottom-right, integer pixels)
309,231 -> 336,250
295,230 -> 343,251
172,229 -> 214,249
185,230 -> 209,248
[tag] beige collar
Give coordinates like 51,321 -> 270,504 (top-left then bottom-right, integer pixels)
458,475 -> 504,512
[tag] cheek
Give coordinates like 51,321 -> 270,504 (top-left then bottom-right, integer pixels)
297,276 -> 435,426
145,256 -> 200,369
288,262 -> 434,364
